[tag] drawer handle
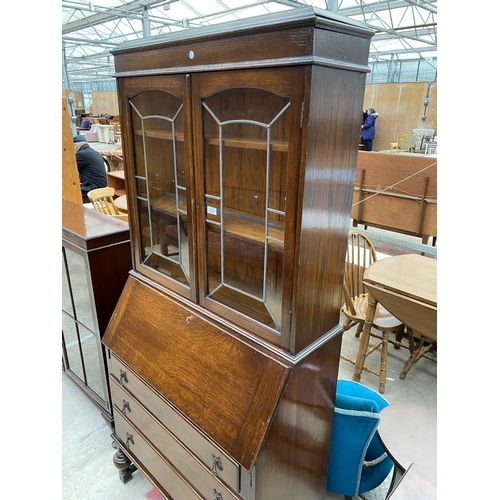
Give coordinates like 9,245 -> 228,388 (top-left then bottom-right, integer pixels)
212,489 -> 223,500
121,400 -> 130,416
125,432 -> 134,449
119,369 -> 128,386
211,453 -> 223,476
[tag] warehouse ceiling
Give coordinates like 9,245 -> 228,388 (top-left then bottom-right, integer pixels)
62,0 -> 437,87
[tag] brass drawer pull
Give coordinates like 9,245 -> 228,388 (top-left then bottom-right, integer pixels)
125,432 -> 134,449
121,400 -> 130,416
119,369 -> 128,386
212,489 -> 223,500
211,453 -> 223,476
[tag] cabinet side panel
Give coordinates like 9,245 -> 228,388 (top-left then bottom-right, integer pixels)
255,333 -> 342,499
87,242 -> 132,336
294,66 -> 366,352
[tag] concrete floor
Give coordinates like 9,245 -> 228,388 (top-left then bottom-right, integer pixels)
63,140 -> 437,499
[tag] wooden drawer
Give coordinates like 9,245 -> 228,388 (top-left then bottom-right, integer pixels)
109,353 -> 245,494
114,411 -> 202,500
111,377 -> 243,500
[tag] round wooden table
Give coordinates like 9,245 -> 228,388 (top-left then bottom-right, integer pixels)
114,195 -> 128,214
353,254 -> 437,392
377,404 -> 437,494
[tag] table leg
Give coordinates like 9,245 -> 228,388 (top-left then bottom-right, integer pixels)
379,331 -> 389,393
385,466 -> 404,499
353,290 -> 377,383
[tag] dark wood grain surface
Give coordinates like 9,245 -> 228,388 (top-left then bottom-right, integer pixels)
102,275 -> 291,472
387,463 -> 437,499
112,8 -> 372,77
107,7 -> 373,499
378,404 -> 437,476
62,199 -> 130,249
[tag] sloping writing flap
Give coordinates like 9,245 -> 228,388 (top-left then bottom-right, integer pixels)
103,275 -> 290,470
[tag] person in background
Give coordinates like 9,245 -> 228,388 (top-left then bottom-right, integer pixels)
80,114 -> 92,130
73,135 -> 108,203
360,108 -> 378,151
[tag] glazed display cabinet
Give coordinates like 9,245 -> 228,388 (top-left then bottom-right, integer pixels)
62,200 -> 132,426
102,7 -> 373,500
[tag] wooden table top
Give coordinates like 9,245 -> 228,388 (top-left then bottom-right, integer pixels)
363,254 -> 437,340
114,195 -> 128,213
377,404 -> 437,477
387,463 -> 437,500
364,254 -> 436,306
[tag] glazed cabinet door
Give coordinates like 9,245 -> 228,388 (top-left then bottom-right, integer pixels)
62,244 -> 110,411
191,67 -> 307,349
120,75 -> 196,301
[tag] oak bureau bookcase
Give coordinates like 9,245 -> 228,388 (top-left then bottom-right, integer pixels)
102,7 -> 373,500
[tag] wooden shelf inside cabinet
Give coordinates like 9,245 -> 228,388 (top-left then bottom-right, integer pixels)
107,170 -> 126,197
204,134 -> 289,152
135,129 -> 288,152
134,129 -> 184,141
151,195 -> 284,249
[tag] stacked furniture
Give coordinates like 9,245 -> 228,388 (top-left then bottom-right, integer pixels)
102,7 -> 373,499
412,128 -> 435,151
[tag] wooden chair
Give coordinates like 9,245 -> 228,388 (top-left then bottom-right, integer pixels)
110,116 -> 122,143
424,141 -> 437,155
397,132 -> 416,152
111,213 -> 129,222
341,231 -> 406,380
399,328 -> 436,379
395,132 -> 408,148
87,187 -> 120,216
113,122 -> 122,143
